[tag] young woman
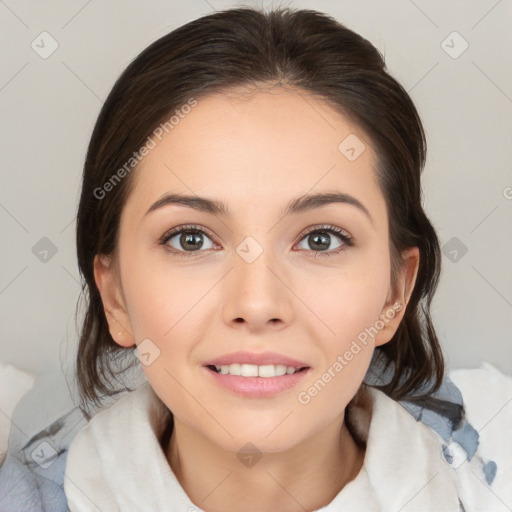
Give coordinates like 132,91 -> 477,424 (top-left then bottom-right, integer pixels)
63,6 -> 508,511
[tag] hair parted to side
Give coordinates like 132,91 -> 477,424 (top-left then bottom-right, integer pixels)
75,5 -> 444,417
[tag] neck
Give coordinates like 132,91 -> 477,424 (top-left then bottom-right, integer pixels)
164,411 -> 365,512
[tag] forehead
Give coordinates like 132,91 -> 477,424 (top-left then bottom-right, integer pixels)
123,86 -> 386,226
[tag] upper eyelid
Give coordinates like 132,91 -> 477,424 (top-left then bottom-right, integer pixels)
301,224 -> 351,237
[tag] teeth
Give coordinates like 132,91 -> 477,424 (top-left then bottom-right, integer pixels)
215,363 -> 300,377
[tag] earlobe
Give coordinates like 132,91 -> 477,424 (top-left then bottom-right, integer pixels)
374,247 -> 420,347
93,254 -> 135,347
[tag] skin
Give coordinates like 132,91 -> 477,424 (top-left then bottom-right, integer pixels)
94,85 -> 419,512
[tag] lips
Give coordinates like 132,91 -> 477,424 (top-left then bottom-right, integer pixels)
202,351 -> 311,398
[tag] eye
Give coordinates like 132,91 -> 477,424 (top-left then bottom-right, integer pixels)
158,224 -> 217,257
296,224 -> 353,257
158,223 -> 354,258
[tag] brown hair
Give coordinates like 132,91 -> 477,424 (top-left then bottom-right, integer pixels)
74,6 -> 444,417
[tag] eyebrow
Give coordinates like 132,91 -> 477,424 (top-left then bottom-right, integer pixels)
145,191 -> 374,225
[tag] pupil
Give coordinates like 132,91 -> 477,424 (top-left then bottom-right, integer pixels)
182,232 -> 203,250
310,233 -> 329,251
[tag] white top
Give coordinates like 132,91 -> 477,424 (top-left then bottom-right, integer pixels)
64,368 -> 512,512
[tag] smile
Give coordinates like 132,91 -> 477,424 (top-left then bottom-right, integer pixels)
204,364 -> 311,398
208,363 -> 308,377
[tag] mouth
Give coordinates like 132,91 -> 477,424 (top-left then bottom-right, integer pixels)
201,351 -> 311,397
206,363 -> 309,377
202,361 -> 311,398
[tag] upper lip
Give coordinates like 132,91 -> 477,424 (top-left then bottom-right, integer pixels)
203,351 -> 310,369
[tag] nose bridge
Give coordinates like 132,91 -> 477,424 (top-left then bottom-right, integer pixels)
223,232 -> 291,326
233,233 -> 278,295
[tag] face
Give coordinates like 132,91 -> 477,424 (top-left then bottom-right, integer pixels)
95,86 -> 419,454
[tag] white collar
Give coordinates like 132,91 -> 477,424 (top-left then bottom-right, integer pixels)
65,381 -> 466,511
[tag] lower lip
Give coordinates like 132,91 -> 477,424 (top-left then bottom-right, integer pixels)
203,366 -> 310,398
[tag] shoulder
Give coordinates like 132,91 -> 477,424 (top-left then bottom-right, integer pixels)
348,364 -> 512,511
64,381 -> 171,512
65,381 -> 156,462
64,384 -> 146,511
447,363 -> 512,508
345,386 -> 465,510
64,422 -> 119,512
401,362 -> 512,511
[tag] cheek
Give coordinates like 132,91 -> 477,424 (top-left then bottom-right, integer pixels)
118,248 -> 220,376
119,257 -> 207,408
313,251 -> 391,344
296,264 -> 390,421
119,240 -> 202,338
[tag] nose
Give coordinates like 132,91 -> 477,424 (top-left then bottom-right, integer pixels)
222,241 -> 293,331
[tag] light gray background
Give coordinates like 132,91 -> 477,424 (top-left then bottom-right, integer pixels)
1,0 -> 511,385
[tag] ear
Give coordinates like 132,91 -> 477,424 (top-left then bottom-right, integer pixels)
374,247 -> 420,347
93,254 -> 135,347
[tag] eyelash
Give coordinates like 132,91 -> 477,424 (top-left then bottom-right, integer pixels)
157,224 -> 354,258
